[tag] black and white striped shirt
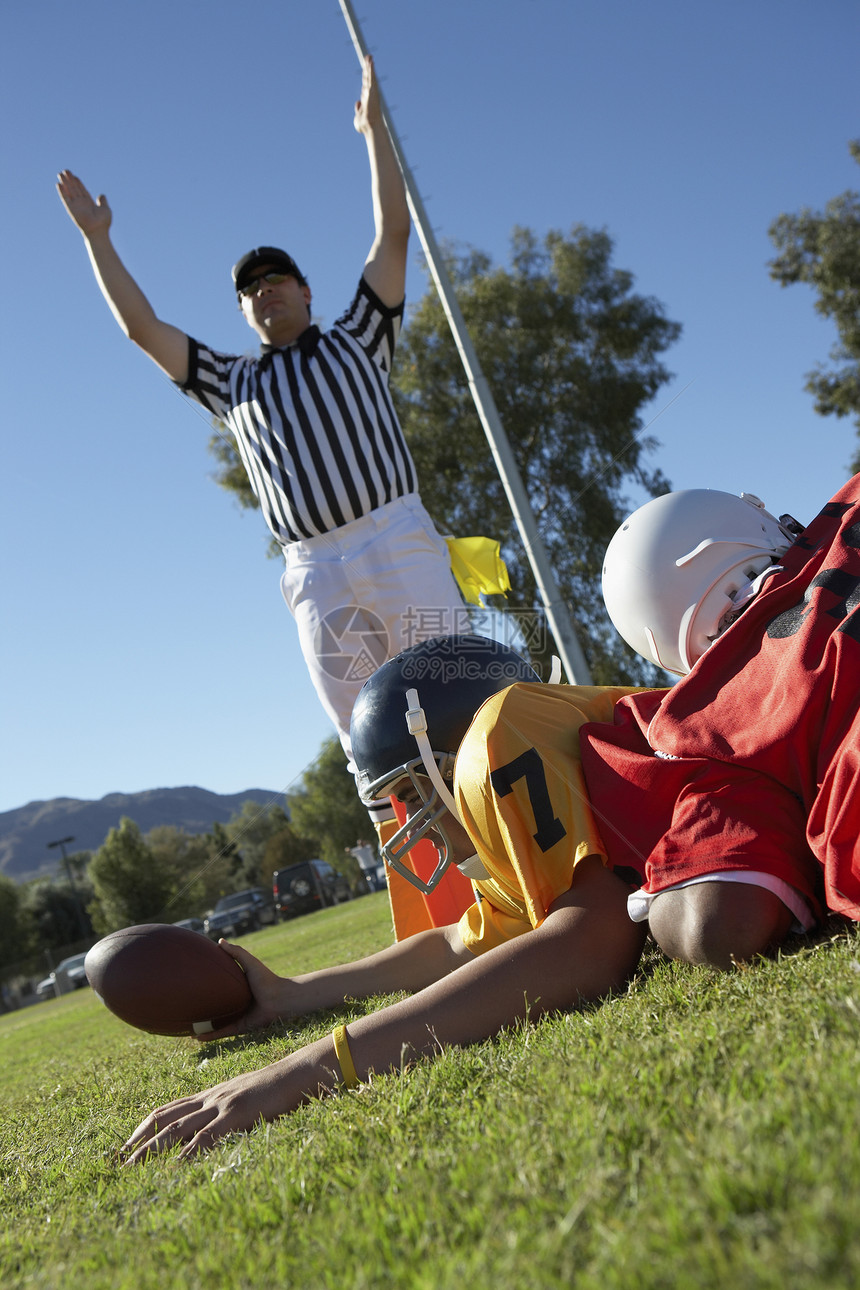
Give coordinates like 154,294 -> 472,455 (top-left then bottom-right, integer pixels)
179,277 -> 419,545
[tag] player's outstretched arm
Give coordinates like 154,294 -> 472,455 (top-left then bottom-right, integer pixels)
200,922 -> 473,1040
122,859 -> 645,1161
353,55 -> 410,308
56,169 -> 190,383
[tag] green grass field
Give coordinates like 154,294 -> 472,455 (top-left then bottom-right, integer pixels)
2,891 -> 859,1290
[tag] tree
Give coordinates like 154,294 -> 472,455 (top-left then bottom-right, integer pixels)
393,226 -> 678,682
88,818 -> 174,934
263,825 -> 320,879
20,878 -> 94,955
224,800 -> 293,890
144,825 -> 236,922
768,141 -> 860,467
288,738 -> 370,876
0,874 -> 30,968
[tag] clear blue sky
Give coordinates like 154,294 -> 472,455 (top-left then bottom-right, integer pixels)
2,0 -> 858,814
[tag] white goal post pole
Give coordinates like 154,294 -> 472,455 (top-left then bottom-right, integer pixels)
337,0 -> 592,683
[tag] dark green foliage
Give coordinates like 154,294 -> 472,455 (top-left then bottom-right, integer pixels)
393,227 -> 679,681
87,818 -> 175,933
221,801 -> 292,888
0,875 -> 30,967
144,823 -> 238,921
19,876 -> 93,953
288,737 -> 372,876
768,141 -> 860,469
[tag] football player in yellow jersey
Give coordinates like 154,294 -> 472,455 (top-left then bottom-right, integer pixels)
124,635 -> 649,1162
352,635 -> 649,955
454,681 -> 648,951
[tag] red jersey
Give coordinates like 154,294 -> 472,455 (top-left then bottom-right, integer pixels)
582,476 -> 860,920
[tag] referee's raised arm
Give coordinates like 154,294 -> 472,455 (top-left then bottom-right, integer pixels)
353,55 -> 410,310
56,169 -> 190,385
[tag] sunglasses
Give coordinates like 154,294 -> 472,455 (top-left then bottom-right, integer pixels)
238,271 -> 291,299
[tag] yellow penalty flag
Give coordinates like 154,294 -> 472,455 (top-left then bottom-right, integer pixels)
445,536 -> 511,606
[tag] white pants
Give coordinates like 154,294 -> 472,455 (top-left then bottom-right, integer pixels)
280,494 -> 468,767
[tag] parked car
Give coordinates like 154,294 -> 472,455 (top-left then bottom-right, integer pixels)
36,952 -> 89,1000
204,888 -> 277,940
273,860 -> 352,920
172,918 -> 207,935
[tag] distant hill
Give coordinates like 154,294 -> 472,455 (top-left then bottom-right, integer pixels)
0,787 -> 284,884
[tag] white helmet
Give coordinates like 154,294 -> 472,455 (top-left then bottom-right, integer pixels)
602,489 -> 802,676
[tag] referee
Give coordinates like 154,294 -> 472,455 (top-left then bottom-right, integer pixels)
57,56 -> 467,937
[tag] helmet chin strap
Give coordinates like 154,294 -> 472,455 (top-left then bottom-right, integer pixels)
717,564 -> 785,635
402,688 -> 493,883
404,689 -> 464,824
405,659 -> 555,799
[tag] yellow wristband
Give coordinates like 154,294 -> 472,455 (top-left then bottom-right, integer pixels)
332,1024 -> 360,1089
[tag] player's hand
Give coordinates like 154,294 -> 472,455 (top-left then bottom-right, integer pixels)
353,53 -> 381,134
195,940 -> 296,1040
121,1060 -> 300,1162
56,169 -> 112,236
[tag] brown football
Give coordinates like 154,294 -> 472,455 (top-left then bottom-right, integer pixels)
84,923 -> 253,1037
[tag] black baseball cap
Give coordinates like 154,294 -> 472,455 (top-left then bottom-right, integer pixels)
231,246 -> 307,294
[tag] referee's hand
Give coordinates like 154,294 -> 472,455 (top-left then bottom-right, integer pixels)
57,169 -> 112,237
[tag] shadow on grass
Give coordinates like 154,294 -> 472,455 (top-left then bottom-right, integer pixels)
197,1006 -> 354,1058
631,910 -> 859,988
197,1020 -> 298,1058
780,910 -> 858,956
